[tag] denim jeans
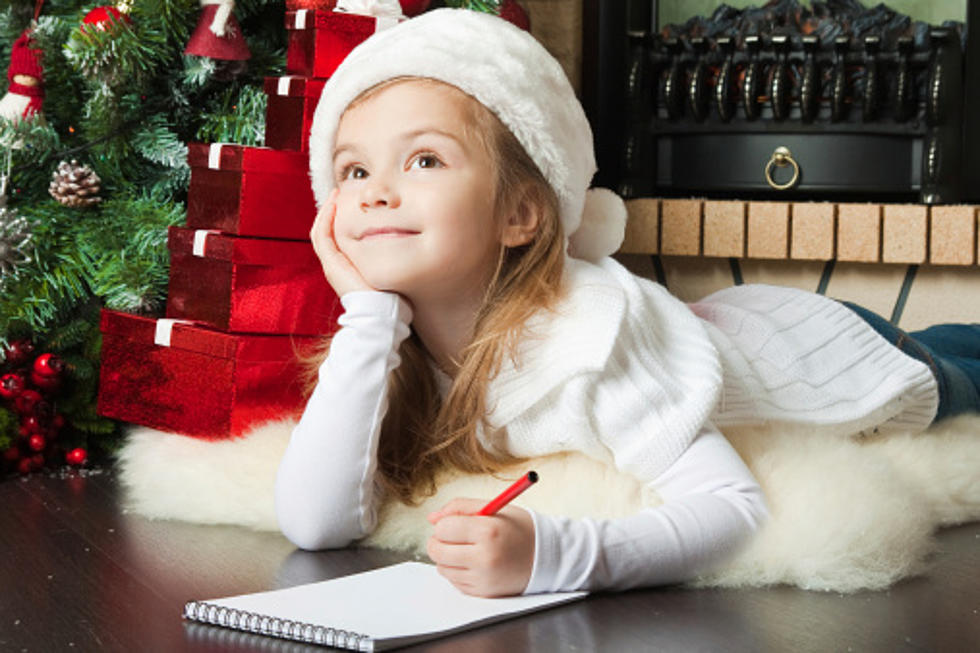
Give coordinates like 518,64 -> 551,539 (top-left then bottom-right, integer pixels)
841,302 -> 980,423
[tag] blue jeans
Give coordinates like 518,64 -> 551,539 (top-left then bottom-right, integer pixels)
841,302 -> 980,423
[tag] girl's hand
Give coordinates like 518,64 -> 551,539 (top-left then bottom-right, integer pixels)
426,498 -> 535,597
310,189 -> 374,297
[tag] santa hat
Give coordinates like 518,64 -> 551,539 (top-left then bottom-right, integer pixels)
307,8 -> 626,262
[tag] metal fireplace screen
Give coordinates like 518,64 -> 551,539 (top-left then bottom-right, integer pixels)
591,0 -> 979,204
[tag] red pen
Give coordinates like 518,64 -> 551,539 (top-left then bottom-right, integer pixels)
478,471 -> 539,516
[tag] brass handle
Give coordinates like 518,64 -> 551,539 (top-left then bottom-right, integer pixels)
765,146 -> 800,190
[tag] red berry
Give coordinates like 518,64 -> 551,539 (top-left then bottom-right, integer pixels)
0,373 -> 25,399
22,415 -> 42,434
3,340 -> 34,366
30,370 -> 62,392
17,457 -> 33,474
28,434 -> 46,452
14,389 -> 42,414
30,453 -> 44,468
33,353 -> 65,378
66,447 -> 87,466
52,414 -> 65,431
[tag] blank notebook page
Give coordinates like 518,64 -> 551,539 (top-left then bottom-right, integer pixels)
194,561 -> 586,648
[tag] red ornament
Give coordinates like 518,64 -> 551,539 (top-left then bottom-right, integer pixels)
81,6 -> 131,32
14,389 -> 42,414
3,340 -> 35,366
0,372 -> 25,399
33,353 -> 65,377
66,447 -> 87,466
499,0 -> 530,30
28,433 -> 46,452
399,0 -> 431,16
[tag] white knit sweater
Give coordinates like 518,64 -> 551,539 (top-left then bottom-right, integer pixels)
275,256 -> 937,593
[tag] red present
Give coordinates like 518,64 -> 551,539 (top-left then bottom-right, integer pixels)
166,226 -> 342,335
264,76 -> 326,152
97,309 -> 321,439
285,10 -> 403,78
286,0 -> 337,9
186,143 -> 316,240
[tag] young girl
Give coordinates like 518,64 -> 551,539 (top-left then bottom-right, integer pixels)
275,9 -> 979,597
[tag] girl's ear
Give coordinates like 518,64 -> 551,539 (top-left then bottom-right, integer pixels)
500,194 -> 541,248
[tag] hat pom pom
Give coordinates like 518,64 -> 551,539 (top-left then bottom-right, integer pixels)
567,187 -> 627,262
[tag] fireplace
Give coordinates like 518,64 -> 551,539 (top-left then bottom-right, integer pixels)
583,1 -> 980,204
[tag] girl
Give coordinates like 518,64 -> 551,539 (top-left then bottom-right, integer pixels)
275,9 -> 979,598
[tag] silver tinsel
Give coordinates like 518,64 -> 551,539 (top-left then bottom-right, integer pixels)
0,206 -> 35,285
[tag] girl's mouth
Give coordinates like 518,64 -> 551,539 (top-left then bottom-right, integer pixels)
358,227 -> 420,239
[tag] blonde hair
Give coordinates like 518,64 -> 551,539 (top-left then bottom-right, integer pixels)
312,78 -> 566,505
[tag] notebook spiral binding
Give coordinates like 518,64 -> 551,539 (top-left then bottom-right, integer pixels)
183,600 -> 370,650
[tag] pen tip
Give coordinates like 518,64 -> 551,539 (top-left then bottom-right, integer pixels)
528,471 -> 538,483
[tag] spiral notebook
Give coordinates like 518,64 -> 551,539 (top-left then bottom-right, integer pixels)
182,561 -> 587,651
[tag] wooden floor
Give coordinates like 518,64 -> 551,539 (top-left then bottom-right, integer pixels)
2,466 -> 978,652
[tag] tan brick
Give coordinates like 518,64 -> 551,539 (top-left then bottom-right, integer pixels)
621,199 -> 660,254
882,204 -> 927,263
929,205 -> 976,265
660,199 -> 702,256
746,202 -> 789,259
790,202 -> 835,260
836,203 -> 881,262
703,201 -> 745,257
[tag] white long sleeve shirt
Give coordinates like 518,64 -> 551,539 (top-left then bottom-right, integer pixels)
276,256 -> 937,592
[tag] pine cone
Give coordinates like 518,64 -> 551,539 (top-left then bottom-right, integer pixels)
48,160 -> 102,208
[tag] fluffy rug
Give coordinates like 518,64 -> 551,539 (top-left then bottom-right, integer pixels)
116,415 -> 980,593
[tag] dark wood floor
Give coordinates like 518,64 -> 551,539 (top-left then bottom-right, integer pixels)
2,466 -> 978,652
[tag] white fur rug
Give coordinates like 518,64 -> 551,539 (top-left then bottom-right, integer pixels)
116,415 -> 980,593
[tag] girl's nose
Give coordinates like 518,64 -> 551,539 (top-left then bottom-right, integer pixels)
360,177 -> 400,210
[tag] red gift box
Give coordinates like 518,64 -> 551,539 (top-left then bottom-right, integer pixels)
166,226 -> 342,335
264,76 -> 326,152
285,10 -> 403,78
286,0 -> 336,9
97,309 -> 321,439
186,143 -> 316,240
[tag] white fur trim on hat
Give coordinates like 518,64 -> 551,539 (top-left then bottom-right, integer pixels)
307,8 -> 625,259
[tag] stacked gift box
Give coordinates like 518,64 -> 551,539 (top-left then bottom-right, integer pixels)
97,1 -> 407,439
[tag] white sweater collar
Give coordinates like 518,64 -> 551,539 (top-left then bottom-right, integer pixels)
486,257 -> 626,426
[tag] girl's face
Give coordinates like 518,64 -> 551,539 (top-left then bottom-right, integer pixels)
331,80 -> 503,302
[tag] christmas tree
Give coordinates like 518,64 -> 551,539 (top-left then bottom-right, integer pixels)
0,0 -> 287,475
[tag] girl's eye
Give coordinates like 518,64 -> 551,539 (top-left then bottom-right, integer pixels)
339,165 -> 368,181
410,154 -> 443,170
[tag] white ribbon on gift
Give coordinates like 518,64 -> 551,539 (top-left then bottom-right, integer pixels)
154,319 -> 194,347
293,8 -> 308,29
277,76 -> 296,96
192,229 -> 221,257
208,143 -> 228,169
